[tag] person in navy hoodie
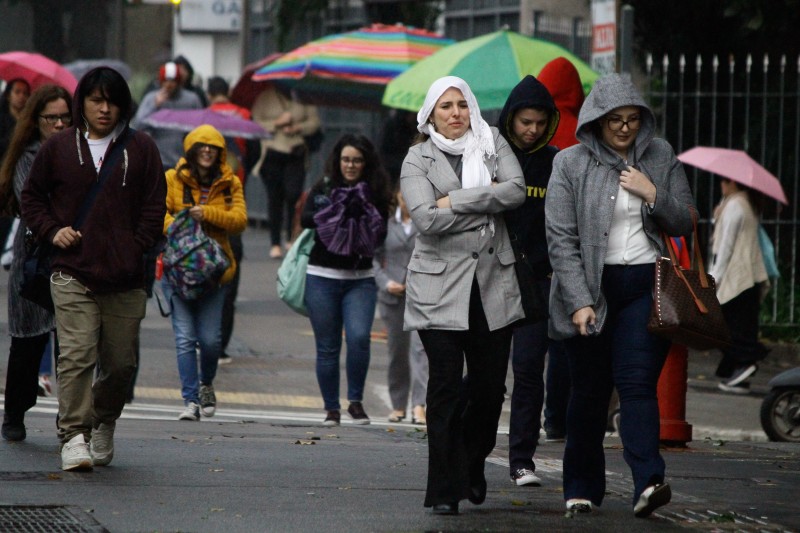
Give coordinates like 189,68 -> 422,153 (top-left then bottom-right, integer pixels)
498,75 -> 564,486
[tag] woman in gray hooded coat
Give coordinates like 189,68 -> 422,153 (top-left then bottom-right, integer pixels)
545,74 -> 696,517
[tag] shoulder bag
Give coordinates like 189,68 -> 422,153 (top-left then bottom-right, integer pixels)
647,219 -> 732,350
277,227 -> 315,316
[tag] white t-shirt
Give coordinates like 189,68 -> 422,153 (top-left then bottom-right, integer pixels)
87,133 -> 114,172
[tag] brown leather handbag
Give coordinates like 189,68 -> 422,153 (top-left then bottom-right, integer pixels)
647,222 -> 732,351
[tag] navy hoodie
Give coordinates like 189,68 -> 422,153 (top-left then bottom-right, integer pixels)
498,75 -> 560,275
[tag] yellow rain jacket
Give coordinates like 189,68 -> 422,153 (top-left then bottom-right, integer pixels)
163,125 -> 247,285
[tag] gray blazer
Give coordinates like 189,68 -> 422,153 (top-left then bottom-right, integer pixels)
373,214 -> 418,306
400,128 -> 526,331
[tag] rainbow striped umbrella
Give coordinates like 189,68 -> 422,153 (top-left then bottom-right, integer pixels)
252,24 -> 453,109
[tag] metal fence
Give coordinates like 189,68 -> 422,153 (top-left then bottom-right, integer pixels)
643,53 -> 800,328
530,12 -> 592,63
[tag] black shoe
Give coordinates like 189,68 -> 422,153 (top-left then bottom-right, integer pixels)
323,410 -> 340,427
432,502 -> 459,515
634,483 -> 672,518
347,402 -> 370,425
468,461 -> 487,505
723,364 -> 758,387
2,414 -> 26,442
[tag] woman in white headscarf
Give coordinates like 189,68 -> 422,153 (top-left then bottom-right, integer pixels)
400,76 -> 525,515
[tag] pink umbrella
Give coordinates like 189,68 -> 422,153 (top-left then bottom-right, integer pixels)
678,147 -> 788,205
141,109 -> 271,140
0,51 -> 78,93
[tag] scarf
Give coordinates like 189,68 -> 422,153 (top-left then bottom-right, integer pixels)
416,76 -> 496,190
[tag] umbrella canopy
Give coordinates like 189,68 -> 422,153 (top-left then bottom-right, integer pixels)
0,51 -> 78,93
252,23 -> 453,109
141,109 -> 271,140
677,147 -> 788,205
63,58 -> 133,81
230,53 -> 282,109
382,29 -> 598,112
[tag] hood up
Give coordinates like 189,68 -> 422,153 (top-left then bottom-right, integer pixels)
182,124 -> 228,166
498,75 -> 559,154
575,73 -> 655,165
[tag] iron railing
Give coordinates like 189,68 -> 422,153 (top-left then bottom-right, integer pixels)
644,53 -> 799,328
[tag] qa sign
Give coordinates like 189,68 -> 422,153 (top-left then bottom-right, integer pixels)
178,0 -> 243,33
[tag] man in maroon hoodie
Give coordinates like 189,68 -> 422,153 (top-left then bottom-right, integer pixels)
22,67 -> 166,471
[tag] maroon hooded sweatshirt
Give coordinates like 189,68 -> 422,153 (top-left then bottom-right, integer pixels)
21,73 -> 166,294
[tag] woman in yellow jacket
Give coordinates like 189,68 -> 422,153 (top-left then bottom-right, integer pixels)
163,125 -> 247,421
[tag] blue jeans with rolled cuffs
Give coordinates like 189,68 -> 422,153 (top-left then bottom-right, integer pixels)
562,263 -> 670,507
304,274 -> 377,411
163,281 -> 225,405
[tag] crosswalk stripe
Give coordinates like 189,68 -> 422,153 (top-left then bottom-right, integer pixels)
133,386 -> 324,408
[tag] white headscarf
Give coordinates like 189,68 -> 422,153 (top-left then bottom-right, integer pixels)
416,76 -> 496,190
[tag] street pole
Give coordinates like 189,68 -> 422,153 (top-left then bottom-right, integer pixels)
619,4 -> 634,74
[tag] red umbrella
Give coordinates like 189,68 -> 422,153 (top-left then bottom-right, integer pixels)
230,53 -> 282,109
0,51 -> 78,93
677,147 -> 789,205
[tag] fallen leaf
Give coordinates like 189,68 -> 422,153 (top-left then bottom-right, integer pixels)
294,439 -> 316,445
210,468 -> 224,472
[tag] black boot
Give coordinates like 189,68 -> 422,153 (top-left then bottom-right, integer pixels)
2,412 -> 26,441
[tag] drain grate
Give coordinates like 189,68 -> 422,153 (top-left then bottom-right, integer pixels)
0,505 -> 108,532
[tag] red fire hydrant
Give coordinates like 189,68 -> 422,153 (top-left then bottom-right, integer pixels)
658,343 -> 693,446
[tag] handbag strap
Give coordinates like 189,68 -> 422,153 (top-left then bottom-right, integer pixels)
661,214 -> 710,314
73,128 -> 135,230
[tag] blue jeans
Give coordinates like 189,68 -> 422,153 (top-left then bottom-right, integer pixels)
562,264 -> 670,507
304,274 -> 377,411
164,281 -> 225,405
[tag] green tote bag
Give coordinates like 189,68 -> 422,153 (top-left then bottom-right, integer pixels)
276,228 -> 315,315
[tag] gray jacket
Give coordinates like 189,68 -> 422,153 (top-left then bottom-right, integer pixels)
400,128 -> 526,331
545,74 -> 696,340
373,214 -> 418,306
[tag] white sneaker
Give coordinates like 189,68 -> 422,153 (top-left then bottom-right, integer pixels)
90,422 -> 115,466
510,468 -> 542,486
61,433 -> 93,471
178,402 -> 200,421
566,498 -> 593,513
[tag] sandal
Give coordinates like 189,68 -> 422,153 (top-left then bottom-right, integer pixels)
411,405 -> 426,425
387,410 -> 405,423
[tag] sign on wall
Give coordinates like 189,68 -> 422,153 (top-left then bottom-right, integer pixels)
591,0 -> 616,75
178,0 -> 243,33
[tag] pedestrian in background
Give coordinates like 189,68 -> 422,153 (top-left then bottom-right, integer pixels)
709,179 -> 769,393
206,75 -> 261,364
0,84 -> 71,441
162,125 -> 247,421
252,85 -> 320,259
546,73 -> 696,517
0,78 -> 32,260
22,67 -> 166,471
132,61 -> 202,170
373,187 -> 428,425
497,74 -> 560,487
401,76 -> 525,515
300,133 -> 390,427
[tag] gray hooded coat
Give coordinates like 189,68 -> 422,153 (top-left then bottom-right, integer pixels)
544,74 -> 696,340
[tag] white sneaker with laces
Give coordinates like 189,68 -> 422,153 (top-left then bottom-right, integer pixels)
178,402 -> 200,421
510,468 -> 542,486
90,422 -> 115,466
61,433 -> 93,471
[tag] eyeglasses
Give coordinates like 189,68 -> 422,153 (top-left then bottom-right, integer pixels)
198,144 -> 220,152
340,156 -> 365,166
605,116 -> 641,132
39,114 -> 73,125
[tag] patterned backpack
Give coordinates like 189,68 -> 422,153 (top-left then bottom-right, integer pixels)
162,209 -> 230,300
